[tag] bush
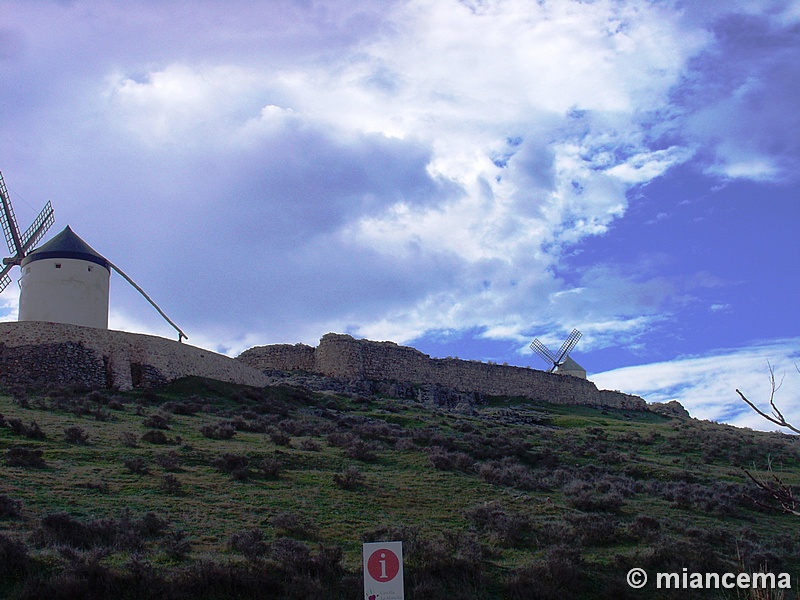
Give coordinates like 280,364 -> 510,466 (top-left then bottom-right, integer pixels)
566,513 -> 621,546
428,448 -> 475,472
7,418 -> 46,440
0,494 -> 23,519
5,446 -> 46,468
123,456 -> 150,475
64,426 -> 91,445
464,501 -> 531,547
269,429 -> 292,447
200,422 -> 236,440
160,529 -> 191,560
120,431 -> 139,448
159,474 -> 184,495
478,458 -> 550,491
229,528 -> 268,560
213,454 -> 250,480
79,481 -> 110,494
563,479 -> 624,513
33,510 -> 168,551
345,438 -> 378,462
141,430 -> 178,445
143,413 -> 171,429
504,545 -> 586,600
258,457 -> 283,480
270,511 -> 317,539
154,450 -> 182,471
333,465 -> 365,490
298,438 -> 321,452
269,537 -> 311,574
0,533 -> 29,580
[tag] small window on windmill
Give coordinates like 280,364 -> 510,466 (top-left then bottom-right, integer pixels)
88,266 -> 93,272
55,263 -> 62,269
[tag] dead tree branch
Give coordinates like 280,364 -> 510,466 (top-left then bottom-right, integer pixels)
736,362 -> 800,435
742,464 -> 800,517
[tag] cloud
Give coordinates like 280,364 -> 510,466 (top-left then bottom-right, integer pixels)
1,0 -> 797,371
675,8 -> 800,181
592,339 -> 800,432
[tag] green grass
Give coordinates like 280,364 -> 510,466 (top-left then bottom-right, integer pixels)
0,378 -> 799,598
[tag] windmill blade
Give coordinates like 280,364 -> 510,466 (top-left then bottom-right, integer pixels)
0,171 -> 22,256
554,329 -> 582,365
530,338 -> 557,365
19,201 -> 54,255
0,262 -> 13,294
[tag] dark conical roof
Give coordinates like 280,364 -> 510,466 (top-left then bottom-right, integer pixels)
21,226 -> 110,269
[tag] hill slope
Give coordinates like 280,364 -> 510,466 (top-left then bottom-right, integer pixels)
0,376 -> 798,599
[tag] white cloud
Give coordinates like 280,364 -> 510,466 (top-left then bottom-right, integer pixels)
4,0 -> 796,365
593,339 -> 800,431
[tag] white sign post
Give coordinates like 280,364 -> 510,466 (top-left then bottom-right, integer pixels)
363,541 -> 404,600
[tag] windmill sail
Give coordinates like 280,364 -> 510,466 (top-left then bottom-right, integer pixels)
0,171 -> 55,293
530,328 -> 582,373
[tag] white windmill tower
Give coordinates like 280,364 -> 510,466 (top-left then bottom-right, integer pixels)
530,328 -> 586,378
0,170 -> 187,341
19,225 -> 111,328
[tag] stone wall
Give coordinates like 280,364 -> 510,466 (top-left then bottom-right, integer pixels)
0,322 -> 269,391
238,343 -> 316,372
238,333 -> 647,410
0,324 -> 648,411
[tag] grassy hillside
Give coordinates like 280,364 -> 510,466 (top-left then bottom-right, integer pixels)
0,377 -> 798,599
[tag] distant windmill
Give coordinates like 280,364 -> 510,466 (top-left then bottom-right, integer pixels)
0,171 -> 55,293
0,169 -> 186,341
530,328 -> 586,378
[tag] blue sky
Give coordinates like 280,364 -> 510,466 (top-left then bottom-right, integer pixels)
0,0 -> 798,430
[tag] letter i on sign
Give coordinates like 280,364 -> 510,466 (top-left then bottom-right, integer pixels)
363,541 -> 404,599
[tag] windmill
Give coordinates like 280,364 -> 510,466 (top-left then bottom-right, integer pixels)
1,169 -> 186,341
0,170 -> 55,294
530,328 -> 586,378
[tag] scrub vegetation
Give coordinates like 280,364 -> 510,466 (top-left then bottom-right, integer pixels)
0,377 -> 798,599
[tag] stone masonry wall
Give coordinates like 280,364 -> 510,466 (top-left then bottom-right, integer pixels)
239,333 -> 647,410
0,322 -> 269,391
0,323 -> 647,410
237,343 -> 316,373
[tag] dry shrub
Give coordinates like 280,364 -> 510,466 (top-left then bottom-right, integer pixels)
159,474 -> 184,495
123,456 -> 150,475
154,450 -> 182,471
229,528 -> 268,560
333,465 -> 365,490
504,545 -> 586,600
200,422 -> 236,440
5,447 -> 46,468
213,453 -> 250,480
142,413 -> 171,429
0,533 -> 29,580
120,431 -> 139,448
464,501 -> 531,547
7,418 -> 46,440
63,426 -> 90,445
270,511 -> 317,539
428,448 -> 475,472
0,494 -> 23,519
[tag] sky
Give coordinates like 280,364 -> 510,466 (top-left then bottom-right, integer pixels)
0,0 -> 798,431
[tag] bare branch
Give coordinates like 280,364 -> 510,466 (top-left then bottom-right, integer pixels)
736,362 -> 800,435
742,466 -> 800,517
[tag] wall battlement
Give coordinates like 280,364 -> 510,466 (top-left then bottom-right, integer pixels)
238,333 -> 647,410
